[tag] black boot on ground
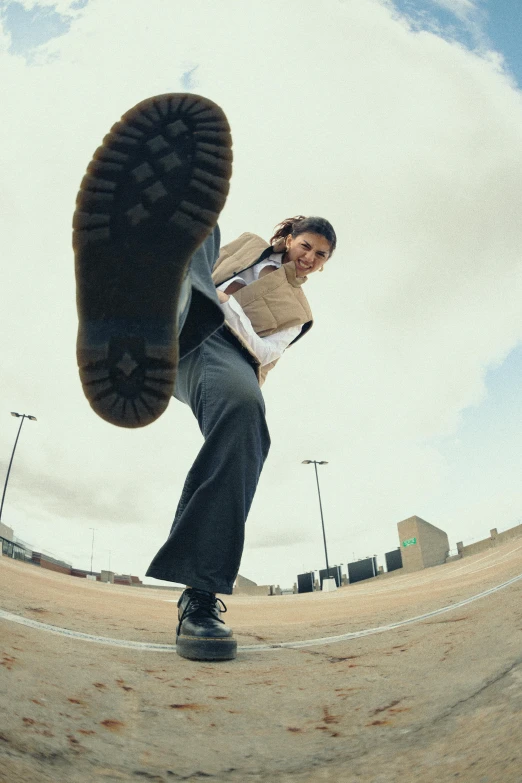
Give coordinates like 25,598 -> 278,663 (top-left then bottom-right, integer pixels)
73,93 -> 232,428
176,588 -> 237,661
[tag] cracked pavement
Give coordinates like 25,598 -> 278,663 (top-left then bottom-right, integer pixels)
1,539 -> 521,782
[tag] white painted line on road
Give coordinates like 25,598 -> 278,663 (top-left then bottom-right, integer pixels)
1,572 -> 521,653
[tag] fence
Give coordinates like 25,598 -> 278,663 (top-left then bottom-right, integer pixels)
1,535 -> 32,562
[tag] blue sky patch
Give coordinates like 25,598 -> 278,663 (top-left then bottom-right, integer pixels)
181,65 -> 199,90
392,0 -> 477,49
1,1 -> 72,57
482,0 -> 522,85
392,0 -> 522,86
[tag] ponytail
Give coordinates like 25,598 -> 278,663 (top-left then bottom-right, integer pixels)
270,215 -> 307,248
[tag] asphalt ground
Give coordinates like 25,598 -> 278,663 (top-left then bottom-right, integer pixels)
1,539 -> 521,782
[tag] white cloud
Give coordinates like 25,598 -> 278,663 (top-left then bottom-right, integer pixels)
430,0 -> 477,19
1,0 -> 522,586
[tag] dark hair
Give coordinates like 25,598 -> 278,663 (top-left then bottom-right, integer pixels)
270,215 -> 337,254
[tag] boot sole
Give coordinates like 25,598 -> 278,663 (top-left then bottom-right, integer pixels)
176,633 -> 237,661
73,93 -> 232,428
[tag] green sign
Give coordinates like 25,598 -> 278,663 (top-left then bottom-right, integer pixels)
402,537 -> 417,547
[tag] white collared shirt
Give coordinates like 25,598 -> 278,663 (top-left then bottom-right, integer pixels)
217,253 -> 302,366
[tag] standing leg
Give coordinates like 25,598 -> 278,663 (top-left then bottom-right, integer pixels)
146,327 -> 271,594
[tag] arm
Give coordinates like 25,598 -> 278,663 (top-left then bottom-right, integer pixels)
219,295 -> 301,366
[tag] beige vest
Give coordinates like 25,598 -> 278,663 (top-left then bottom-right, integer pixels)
212,233 -> 313,385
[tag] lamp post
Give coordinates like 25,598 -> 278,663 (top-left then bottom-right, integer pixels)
89,528 -> 96,574
0,412 -> 37,527
302,460 -> 330,573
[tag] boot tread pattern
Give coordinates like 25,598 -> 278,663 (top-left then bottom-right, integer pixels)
73,93 -> 232,427
74,98 -> 231,249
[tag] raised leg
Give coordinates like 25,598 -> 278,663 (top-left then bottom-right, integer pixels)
73,93 -> 232,428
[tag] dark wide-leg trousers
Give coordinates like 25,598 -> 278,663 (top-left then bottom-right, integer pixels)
146,227 -> 271,594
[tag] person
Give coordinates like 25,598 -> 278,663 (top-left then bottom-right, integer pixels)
73,93 -> 337,661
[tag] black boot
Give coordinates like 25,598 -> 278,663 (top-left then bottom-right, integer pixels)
73,93 -> 232,428
176,588 -> 237,661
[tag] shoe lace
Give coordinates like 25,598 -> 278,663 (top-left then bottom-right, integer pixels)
178,589 -> 227,630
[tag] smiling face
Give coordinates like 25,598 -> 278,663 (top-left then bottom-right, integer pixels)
284,232 -> 332,277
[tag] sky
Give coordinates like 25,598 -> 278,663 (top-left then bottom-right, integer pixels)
0,0 -> 521,589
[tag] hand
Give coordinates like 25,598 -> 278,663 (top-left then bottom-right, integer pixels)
217,290 -> 230,303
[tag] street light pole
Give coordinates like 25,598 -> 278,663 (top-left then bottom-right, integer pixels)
89,528 -> 96,574
302,460 -> 330,573
0,412 -> 37,527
